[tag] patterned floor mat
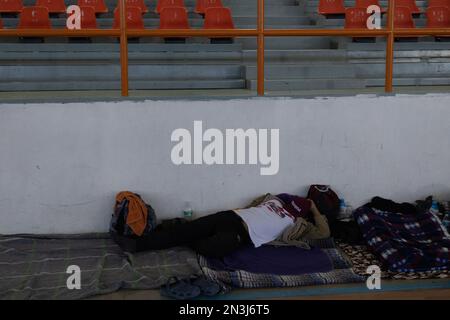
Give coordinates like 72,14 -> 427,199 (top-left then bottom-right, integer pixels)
337,241 -> 450,280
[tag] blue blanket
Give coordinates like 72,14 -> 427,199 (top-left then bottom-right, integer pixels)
206,245 -> 332,275
354,206 -> 450,272
200,238 -> 364,289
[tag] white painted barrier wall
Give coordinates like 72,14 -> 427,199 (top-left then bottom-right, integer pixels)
1,94 -> 449,234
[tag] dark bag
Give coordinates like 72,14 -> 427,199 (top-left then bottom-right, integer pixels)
329,220 -> 364,245
109,192 -> 157,238
307,185 -> 340,221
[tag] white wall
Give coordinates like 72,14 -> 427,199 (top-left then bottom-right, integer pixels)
1,94 -> 450,234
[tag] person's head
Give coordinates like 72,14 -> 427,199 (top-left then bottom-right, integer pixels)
277,193 -> 312,219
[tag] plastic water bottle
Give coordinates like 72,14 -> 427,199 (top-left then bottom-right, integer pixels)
183,201 -> 193,221
339,199 -> 353,220
345,203 -> 354,219
339,199 -> 347,219
430,200 -> 440,216
339,199 -> 346,215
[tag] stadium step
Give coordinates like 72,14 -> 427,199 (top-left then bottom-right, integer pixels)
0,64 -> 245,90
237,37 -> 333,50
0,79 -> 245,91
245,62 -> 450,80
247,77 -> 450,91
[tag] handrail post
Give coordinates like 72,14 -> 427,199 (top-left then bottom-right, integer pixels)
385,0 -> 395,93
119,0 -> 129,97
257,0 -> 265,96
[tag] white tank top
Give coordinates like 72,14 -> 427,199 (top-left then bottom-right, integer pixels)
235,199 -> 294,247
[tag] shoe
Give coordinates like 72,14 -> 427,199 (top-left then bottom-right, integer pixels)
160,277 -> 201,300
191,276 -> 221,296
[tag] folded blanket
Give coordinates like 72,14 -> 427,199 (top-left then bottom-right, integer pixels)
206,245 -> 332,275
200,238 -> 364,288
354,206 -> 450,272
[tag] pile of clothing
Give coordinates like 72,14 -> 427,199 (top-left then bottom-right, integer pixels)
353,197 -> 450,273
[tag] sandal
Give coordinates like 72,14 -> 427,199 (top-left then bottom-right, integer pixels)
160,277 -> 201,300
191,276 -> 221,296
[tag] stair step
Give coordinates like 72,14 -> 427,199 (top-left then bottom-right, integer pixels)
0,79 -> 245,91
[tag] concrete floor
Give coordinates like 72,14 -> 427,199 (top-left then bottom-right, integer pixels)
88,278 -> 450,300
1,86 -> 450,104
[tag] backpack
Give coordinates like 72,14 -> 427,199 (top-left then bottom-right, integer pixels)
109,192 -> 157,238
307,185 -> 340,221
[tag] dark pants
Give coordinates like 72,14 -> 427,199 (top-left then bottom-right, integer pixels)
135,211 -> 252,258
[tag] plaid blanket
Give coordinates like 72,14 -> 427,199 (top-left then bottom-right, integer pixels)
0,234 -> 201,300
199,238 -> 364,289
354,206 -> 450,272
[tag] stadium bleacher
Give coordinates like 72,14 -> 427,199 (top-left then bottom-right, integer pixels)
0,0 -> 449,93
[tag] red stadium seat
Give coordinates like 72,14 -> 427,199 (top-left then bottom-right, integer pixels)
18,6 -> 51,28
0,18 -> 3,28
35,0 -> 66,13
155,0 -> 185,14
427,0 -> 450,9
318,0 -> 346,15
395,0 -> 421,15
345,7 -> 369,29
394,6 -> 415,28
426,6 -> 450,27
0,0 -> 23,13
203,7 -> 234,29
195,0 -> 223,15
122,0 -> 148,13
113,6 -> 144,29
69,6 -> 97,29
354,0 -> 386,13
77,0 -> 108,14
159,6 -> 189,29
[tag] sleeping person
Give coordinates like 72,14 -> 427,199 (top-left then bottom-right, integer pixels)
111,193 -> 330,258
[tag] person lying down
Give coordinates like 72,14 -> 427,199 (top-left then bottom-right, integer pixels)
112,193 -> 330,258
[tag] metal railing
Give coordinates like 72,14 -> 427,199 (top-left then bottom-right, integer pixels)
0,0 -> 449,96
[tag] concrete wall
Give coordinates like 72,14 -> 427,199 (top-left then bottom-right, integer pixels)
1,94 -> 450,234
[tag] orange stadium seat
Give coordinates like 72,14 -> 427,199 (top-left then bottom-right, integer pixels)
195,0 -> 223,15
159,6 -> 189,29
155,0 -> 185,14
18,6 -> 51,28
395,0 -> 422,15
203,7 -> 234,29
427,0 -> 450,9
394,6 -> 415,28
345,7 -> 369,28
427,6 -> 450,27
355,0 -> 386,13
113,6 -> 144,29
35,0 -> 66,13
77,0 -> 108,14
318,0 -> 346,15
0,0 -> 23,13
